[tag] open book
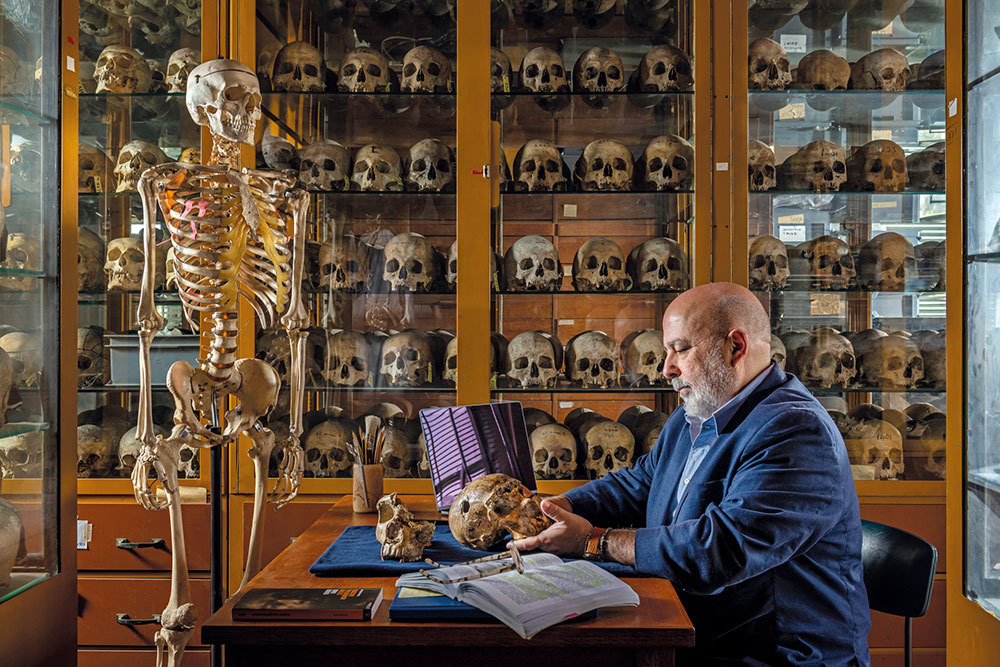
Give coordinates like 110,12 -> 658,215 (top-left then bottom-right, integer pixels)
395,553 -> 639,639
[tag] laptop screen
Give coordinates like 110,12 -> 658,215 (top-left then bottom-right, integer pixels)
419,402 -> 536,513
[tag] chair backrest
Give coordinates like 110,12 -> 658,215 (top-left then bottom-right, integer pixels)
861,520 -> 937,618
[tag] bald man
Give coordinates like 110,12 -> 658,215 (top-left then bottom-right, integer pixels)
513,283 -> 870,666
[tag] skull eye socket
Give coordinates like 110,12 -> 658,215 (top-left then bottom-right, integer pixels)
840,255 -> 854,269
404,349 -> 419,361
886,357 -> 903,371
354,160 -> 370,173
590,445 -> 604,459
585,256 -> 598,269
343,63 -> 357,76
870,158 -> 884,173
577,359 -> 590,371
522,159 -> 536,172
447,356 -> 457,369
641,352 -> 656,365
676,61 -> 691,77
600,358 -> 614,371
436,159 -> 450,173
449,259 -> 457,273
613,158 -> 627,170
351,357 -> 366,371
608,66 -> 621,79
653,61 -> 666,76
331,449 -> 346,462
407,260 -> 423,274
892,159 -> 905,172
78,357 -> 92,371
551,65 -> 564,77
669,156 -> 687,171
559,449 -> 573,462
403,63 -> 416,77
367,64 -> 382,77
376,160 -> 392,173
322,159 -> 337,171
648,157 -> 663,172
413,158 -> 427,172
519,258 -> 534,271
818,352 -> 835,368
306,448 -> 321,462
383,351 -> 397,364
514,357 -> 528,369
491,63 -> 502,77
534,449 -> 547,463
667,256 -> 682,270
608,257 -> 622,270
880,67 -> 895,80
932,160 -> 945,175
778,58 -> 790,71
542,258 -> 556,270
525,64 -> 539,78
537,356 -> 553,369
304,65 -> 318,77
545,160 -> 559,173
585,66 -> 598,79
644,259 -> 658,272
386,259 -> 400,272
428,63 -> 441,76
179,448 -> 194,462
614,447 -> 629,462
833,161 -> 845,174
764,165 -> 775,177
752,58 -> 768,74
80,158 -> 95,171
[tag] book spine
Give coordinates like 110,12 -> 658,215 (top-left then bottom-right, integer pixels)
232,609 -> 371,621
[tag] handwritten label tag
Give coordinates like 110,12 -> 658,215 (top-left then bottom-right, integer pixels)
558,319 -> 575,326
77,520 -> 92,550
780,34 -> 807,53
872,129 -> 893,141
810,293 -> 842,316
778,103 -> 806,120
778,225 -> 806,243
872,201 -> 897,209
562,264 -> 572,276
777,213 -> 805,225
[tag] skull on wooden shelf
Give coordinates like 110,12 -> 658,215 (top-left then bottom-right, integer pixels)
77,326 -> 104,388
0,430 -> 42,477
506,331 -> 561,389
794,328 -> 856,388
319,236 -> 370,291
797,49 -> 851,91
300,140 -> 351,190
620,329 -> 666,386
382,232 -> 442,293
749,140 -> 776,192
911,329 -> 946,388
448,473 -> 552,550
503,235 -> 561,292
78,228 -> 106,292
906,142 -> 945,192
637,135 -> 694,191
914,241 -> 946,291
627,237 -> 689,291
909,50 -> 945,91
635,45 -> 693,92
778,141 -> 847,192
351,144 -> 403,192
770,334 -> 787,370
79,144 -> 115,194
271,41 -> 325,92
380,330 -> 435,387
519,46 -> 570,109
77,424 -> 117,478
117,424 -> 166,476
491,47 -> 513,110
324,331 -> 372,387
573,47 -> 625,108
114,140 -> 168,192
513,140 -> 570,192
302,419 -> 357,478
801,235 -> 855,289
748,38 -> 792,90
405,139 -> 455,192
339,47 -> 392,93
105,237 -> 165,291
846,140 -> 907,192
531,423 -> 577,480
572,237 -> 628,291
401,45 -> 452,93
575,140 -> 634,191
863,333 -> 923,388
850,48 -> 910,91
94,45 -> 152,94
857,232 -> 915,290
165,48 -> 199,93
565,331 -> 618,388
581,418 -> 635,479
748,234 -> 790,290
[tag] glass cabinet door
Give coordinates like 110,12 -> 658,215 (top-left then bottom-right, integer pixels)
250,1 -> 458,488
491,1 -> 697,485
76,2 -> 207,486
742,1 -> 947,484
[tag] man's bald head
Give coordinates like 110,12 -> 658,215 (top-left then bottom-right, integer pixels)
664,282 -> 771,345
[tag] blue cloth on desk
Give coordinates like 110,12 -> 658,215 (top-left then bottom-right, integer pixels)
309,524 -> 636,577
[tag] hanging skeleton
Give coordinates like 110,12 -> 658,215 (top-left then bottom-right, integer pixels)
130,59 -> 308,667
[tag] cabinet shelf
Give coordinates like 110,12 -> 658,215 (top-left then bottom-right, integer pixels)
0,422 -> 49,442
967,252 -> 1000,263
501,189 -> 694,197
751,190 -> 945,197
0,267 -> 44,278
493,384 -> 675,394
750,89 -> 944,109
495,289 -> 685,296
496,90 -> 694,98
0,96 -> 51,124
752,287 -> 946,296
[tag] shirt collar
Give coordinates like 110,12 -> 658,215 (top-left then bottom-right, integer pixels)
684,362 -> 775,434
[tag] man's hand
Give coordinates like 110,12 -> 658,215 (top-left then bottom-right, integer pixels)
510,497 -> 592,557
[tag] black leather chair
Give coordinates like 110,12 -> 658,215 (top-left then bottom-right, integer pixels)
861,520 -> 938,667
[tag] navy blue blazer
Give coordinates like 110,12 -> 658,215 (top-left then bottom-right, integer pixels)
564,366 -> 870,666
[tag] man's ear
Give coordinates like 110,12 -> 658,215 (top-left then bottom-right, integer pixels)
727,329 -> 750,365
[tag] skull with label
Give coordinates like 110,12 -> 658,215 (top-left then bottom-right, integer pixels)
448,473 -> 552,550
503,235 -> 562,292
79,144 -> 115,194
620,329 -> 666,386
858,232 -> 915,290
580,418 -> 635,479
299,140 -> 351,190
748,234 -> 790,289
627,237 -> 690,291
846,140 -> 907,192
382,232 -> 442,293
352,144 -> 403,191
506,331 -> 561,389
637,135 -> 694,191
777,140 -> 847,192
572,237 -> 628,291
380,330 -> 435,387
491,47 -> 514,110
566,331 -> 618,388
114,140 -> 168,192
530,424 -> 577,480
513,140 -> 570,192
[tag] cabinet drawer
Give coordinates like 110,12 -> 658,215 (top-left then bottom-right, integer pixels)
78,503 -> 211,572
860,505 -> 946,572
241,501 -> 332,568
78,577 -> 211,647
79,649 -> 210,667
868,580 -> 945,648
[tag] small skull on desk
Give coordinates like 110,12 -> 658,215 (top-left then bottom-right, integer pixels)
376,494 -> 434,561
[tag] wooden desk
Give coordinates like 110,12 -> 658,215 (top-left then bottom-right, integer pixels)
202,496 -> 694,666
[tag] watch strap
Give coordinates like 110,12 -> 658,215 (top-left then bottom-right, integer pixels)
583,527 -> 607,560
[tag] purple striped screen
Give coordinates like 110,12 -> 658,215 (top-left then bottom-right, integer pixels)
419,401 -> 536,512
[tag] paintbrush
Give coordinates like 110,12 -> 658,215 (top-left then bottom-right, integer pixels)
351,432 -> 369,503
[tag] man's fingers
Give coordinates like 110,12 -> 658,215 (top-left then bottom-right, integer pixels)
540,498 -> 566,520
511,536 -> 539,552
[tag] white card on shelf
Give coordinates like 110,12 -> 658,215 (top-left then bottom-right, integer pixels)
778,225 -> 806,243
779,34 -> 807,53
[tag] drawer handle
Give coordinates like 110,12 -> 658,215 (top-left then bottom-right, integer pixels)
116,613 -> 162,626
116,537 -> 166,550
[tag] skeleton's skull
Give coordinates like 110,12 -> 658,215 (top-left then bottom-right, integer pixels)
802,235 -> 856,289
503,235 -> 561,292
325,331 -> 371,387
77,326 -> 104,388
448,473 -> 552,550
636,45 -> 693,92
531,424 -> 577,480
637,135 -> 694,191
519,47 -> 570,93
10,141 -> 41,193
0,431 -> 42,477
778,140 -> 847,192
319,236 -> 370,291
581,419 -> 635,479
300,140 -> 351,190
402,45 -> 452,93
0,234 -> 41,292
105,237 -> 164,291
113,140 -> 168,192
79,228 -> 106,292
566,331 -> 618,388
850,48 -> 910,92
352,144 -> 403,192
864,333 -> 924,388
906,142 -> 945,191
186,59 -> 262,145
506,332 -> 560,388
95,45 -> 152,93
575,140 -> 633,191
165,48 -> 199,93
621,329 -> 666,386
77,424 -> 117,478
261,134 -> 301,175
847,140 -> 907,192
380,330 -> 434,387
405,139 -> 455,192
748,234 -> 790,290
627,237 -> 689,291
303,418 -> 356,477
858,232 -> 915,290
376,493 -> 434,561
272,41 -> 325,92
770,334 -> 787,370
383,232 -> 441,293
797,49 -> 851,91
749,38 -> 792,90
749,140 -> 776,192
79,144 -> 115,194
912,329 -> 946,388
795,328 -> 857,388
339,48 -> 392,93
572,237 -> 628,291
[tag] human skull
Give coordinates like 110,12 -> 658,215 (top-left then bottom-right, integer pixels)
624,0 -> 677,32
380,330 -> 434,387
531,424 -> 577,480
383,232 -> 441,292
581,419 -> 635,479
339,48 -> 392,93
303,418 -> 357,477
636,45 -> 693,92
319,236 -> 370,291
9,141 -> 40,193
186,59 -> 262,145
519,47 -> 570,93
858,232 -> 915,290
795,328 -> 856,388
770,334 -> 787,370
506,332 -> 560,388
0,234 -> 41,292
448,473 -> 552,550
0,332 -> 40,388
849,328 -> 887,379
850,48 -> 910,91
573,47 -> 625,107
513,140 -> 569,192
324,331 -> 371,387
749,38 -> 792,90
796,49 -> 851,91
914,240 -> 946,291
850,418 -> 904,481
0,431 -> 42,477
906,142 -> 945,191
401,45 -> 452,93
176,442 -> 200,478
847,140 -> 907,192
79,227 -> 106,292
863,333 -> 923,388
77,326 -> 104,388
491,45 -> 513,92
627,237 -> 689,291
352,144 -> 403,192
749,140 -> 776,192
113,140 -> 168,192
566,331 -> 618,388
260,134 -> 301,175
777,140 -> 847,192
798,0 -> 859,29
748,234 -> 790,290
300,140 -> 351,190
117,424 -> 166,475
165,48 -> 199,93
503,235 -> 561,291
575,140 -> 633,191
572,238 -> 628,291
77,424 -> 117,478
95,45 -> 152,93
380,427 -> 413,479
105,237 -> 164,291
911,329 -> 945,388
272,41 -> 325,92
902,403 -> 942,438
146,59 -> 168,95
637,135 -> 694,191
443,336 -> 459,385
802,235 -> 856,289
376,494 -> 434,561
621,329 -> 666,386
445,240 -> 459,290
908,49 -> 945,91
523,408 -> 555,435
0,46 -> 23,96
79,144 -> 115,194
405,139 -> 455,192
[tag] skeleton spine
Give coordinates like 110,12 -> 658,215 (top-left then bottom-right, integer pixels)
203,307 -> 239,381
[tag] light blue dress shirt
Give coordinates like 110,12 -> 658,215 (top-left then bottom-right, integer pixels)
673,363 -> 774,521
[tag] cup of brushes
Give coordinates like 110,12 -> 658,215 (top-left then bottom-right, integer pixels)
351,416 -> 385,513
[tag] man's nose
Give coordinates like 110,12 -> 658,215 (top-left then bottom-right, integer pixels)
662,350 -> 679,379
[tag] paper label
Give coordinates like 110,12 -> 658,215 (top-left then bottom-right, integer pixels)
558,319 -> 574,325
715,162 -> 729,171
872,201 -> 897,209
778,103 -> 806,120
949,98 -> 958,117
77,520 -> 92,550
810,293 -> 842,316
562,264 -> 572,276
559,401 -> 574,409
777,213 -> 805,225
563,204 -> 578,218
778,225 -> 806,243
872,129 -> 894,141
66,56 -> 75,72
780,34 -> 807,54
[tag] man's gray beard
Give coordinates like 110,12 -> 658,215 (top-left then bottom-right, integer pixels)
672,344 -> 740,419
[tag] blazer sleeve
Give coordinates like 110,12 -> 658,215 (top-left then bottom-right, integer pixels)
633,408 -> 846,595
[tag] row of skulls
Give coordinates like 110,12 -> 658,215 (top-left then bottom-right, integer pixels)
749,39 -> 942,95
81,0 -> 200,47
77,229 -> 170,292
527,404 -> 668,481
771,327 -> 944,390
828,401 -> 947,482
749,139 -> 944,194
259,137 -> 455,193
749,232 -> 943,292
748,0 -> 935,34
77,141 -> 183,195
90,44 -> 199,94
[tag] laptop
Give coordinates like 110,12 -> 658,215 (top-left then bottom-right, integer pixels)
418,401 -> 537,513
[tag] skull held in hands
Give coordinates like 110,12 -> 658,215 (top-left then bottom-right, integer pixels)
448,473 -> 552,550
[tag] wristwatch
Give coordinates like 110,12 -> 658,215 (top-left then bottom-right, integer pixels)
582,527 -> 607,560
